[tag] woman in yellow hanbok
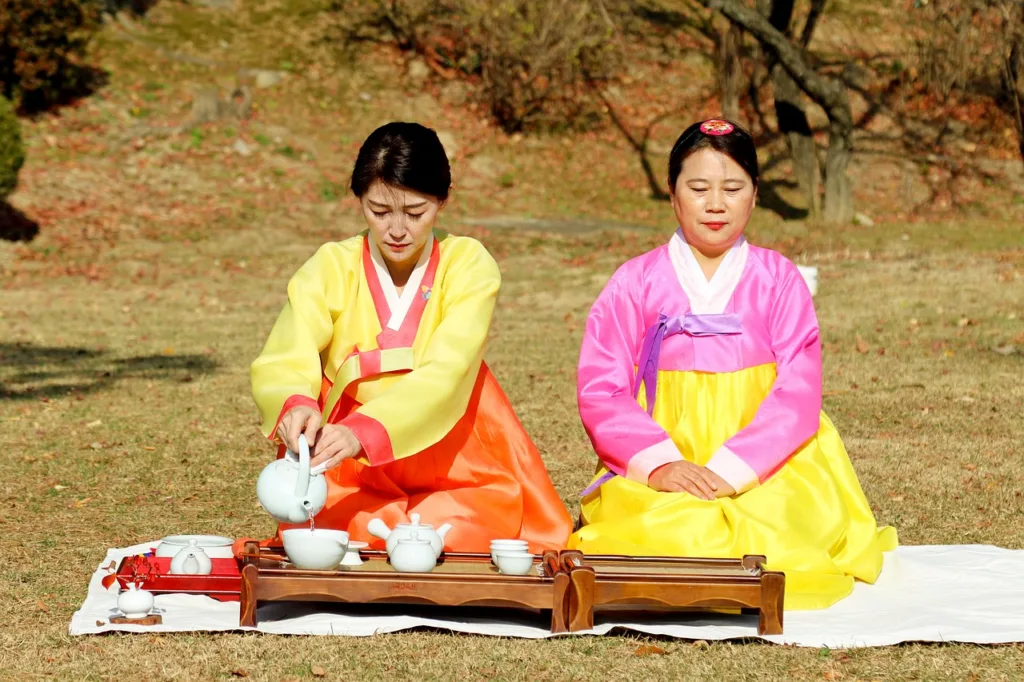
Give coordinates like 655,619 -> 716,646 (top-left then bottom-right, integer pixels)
250,122 -> 571,552
569,119 -> 897,609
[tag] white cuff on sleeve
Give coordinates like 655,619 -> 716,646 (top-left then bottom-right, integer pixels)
626,439 -> 683,486
705,446 -> 759,494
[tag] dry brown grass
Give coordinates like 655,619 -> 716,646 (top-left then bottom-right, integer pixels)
1,1 -> 1023,679
2,221 -> 1022,681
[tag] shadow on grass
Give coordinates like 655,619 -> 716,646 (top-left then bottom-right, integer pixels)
0,343 -> 218,401
0,201 -> 40,242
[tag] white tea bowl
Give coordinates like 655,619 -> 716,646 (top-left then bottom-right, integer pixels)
155,534 -> 234,559
493,550 -> 535,576
281,528 -> 349,571
490,539 -> 528,564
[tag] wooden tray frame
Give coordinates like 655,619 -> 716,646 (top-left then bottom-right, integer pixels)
238,541 -> 573,633
559,551 -> 785,635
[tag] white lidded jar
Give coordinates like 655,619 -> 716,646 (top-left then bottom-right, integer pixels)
117,583 -> 155,619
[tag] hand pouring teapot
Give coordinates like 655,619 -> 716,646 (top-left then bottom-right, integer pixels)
256,434 -> 328,524
367,512 -> 452,558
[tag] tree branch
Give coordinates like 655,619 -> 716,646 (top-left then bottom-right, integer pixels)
701,0 -> 846,122
799,0 -> 826,49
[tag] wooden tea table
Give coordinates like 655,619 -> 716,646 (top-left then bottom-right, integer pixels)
238,541 -> 572,633
559,551 -> 785,635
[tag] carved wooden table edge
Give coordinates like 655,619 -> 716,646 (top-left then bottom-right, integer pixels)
239,541 -> 572,633
558,551 -> 785,636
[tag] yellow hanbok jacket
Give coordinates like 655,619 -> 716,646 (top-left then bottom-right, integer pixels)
250,230 -> 571,552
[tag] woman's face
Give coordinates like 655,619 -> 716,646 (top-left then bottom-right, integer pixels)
360,181 -> 445,270
671,148 -> 756,258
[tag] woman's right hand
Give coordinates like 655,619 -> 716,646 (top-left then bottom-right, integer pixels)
648,460 -> 721,500
277,405 -> 321,454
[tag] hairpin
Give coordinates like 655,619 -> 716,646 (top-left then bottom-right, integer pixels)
700,119 -> 735,136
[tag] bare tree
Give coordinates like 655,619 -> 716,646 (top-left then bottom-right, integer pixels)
757,0 -> 823,218
916,0 -> 1024,166
717,18 -> 743,121
699,0 -> 855,223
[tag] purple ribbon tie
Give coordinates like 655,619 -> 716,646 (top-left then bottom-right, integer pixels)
634,312 -> 742,416
579,312 -> 742,497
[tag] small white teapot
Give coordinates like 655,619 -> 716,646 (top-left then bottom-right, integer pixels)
367,512 -> 452,558
169,539 -> 213,575
389,532 -> 437,573
256,434 -> 328,524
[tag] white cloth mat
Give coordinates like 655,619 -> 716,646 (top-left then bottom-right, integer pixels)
70,543 -> 1024,647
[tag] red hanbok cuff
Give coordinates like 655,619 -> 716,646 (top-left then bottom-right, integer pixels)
340,412 -> 395,466
269,395 -> 320,442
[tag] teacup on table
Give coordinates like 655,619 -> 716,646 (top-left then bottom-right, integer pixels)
493,550 -> 536,576
490,539 -> 528,566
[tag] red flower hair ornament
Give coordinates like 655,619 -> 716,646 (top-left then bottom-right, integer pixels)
700,119 -> 735,136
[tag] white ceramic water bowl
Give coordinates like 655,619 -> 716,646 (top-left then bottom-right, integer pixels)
281,528 -> 349,571
796,265 -> 819,297
490,539 -> 528,564
340,541 -> 369,567
493,550 -> 535,576
155,534 -> 234,559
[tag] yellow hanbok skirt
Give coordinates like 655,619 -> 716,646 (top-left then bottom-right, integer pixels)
568,364 -> 898,610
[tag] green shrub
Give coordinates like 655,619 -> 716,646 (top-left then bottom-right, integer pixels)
0,94 -> 25,199
0,0 -> 102,110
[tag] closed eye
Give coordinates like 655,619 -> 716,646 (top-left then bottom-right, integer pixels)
372,210 -> 389,218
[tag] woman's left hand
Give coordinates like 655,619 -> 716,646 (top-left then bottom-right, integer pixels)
309,424 -> 362,472
705,470 -> 736,498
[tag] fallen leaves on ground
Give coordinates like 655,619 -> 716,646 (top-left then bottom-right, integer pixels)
634,644 -> 667,656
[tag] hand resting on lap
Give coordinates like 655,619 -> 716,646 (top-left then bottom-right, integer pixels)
648,461 -> 736,500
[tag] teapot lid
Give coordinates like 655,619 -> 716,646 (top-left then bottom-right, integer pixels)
396,531 -> 430,545
395,512 -> 433,530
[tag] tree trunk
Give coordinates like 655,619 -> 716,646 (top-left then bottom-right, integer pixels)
703,0 -> 855,223
773,67 -> 821,217
718,21 -> 743,120
761,0 -> 820,217
823,116 -> 853,224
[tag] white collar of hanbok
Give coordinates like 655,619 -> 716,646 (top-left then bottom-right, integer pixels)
368,231 -> 434,331
668,228 -> 748,314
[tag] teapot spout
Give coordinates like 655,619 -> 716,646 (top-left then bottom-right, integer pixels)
366,517 -> 392,541
436,522 -> 453,543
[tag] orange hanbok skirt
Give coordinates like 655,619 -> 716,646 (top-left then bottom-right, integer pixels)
251,364 -> 571,554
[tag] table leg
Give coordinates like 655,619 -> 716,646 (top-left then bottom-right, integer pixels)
239,563 -> 258,627
758,570 -> 785,635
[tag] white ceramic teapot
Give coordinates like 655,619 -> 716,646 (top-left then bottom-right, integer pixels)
169,539 -> 213,575
389,532 -> 437,573
366,512 -> 452,558
256,434 -> 328,524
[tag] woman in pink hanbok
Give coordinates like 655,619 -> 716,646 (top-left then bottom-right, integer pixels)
568,119 -> 897,609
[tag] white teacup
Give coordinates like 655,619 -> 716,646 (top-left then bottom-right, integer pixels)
493,550 -> 535,576
281,528 -> 349,571
490,539 -> 528,564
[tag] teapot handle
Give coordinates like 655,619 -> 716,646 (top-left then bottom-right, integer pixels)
292,433 -> 311,498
